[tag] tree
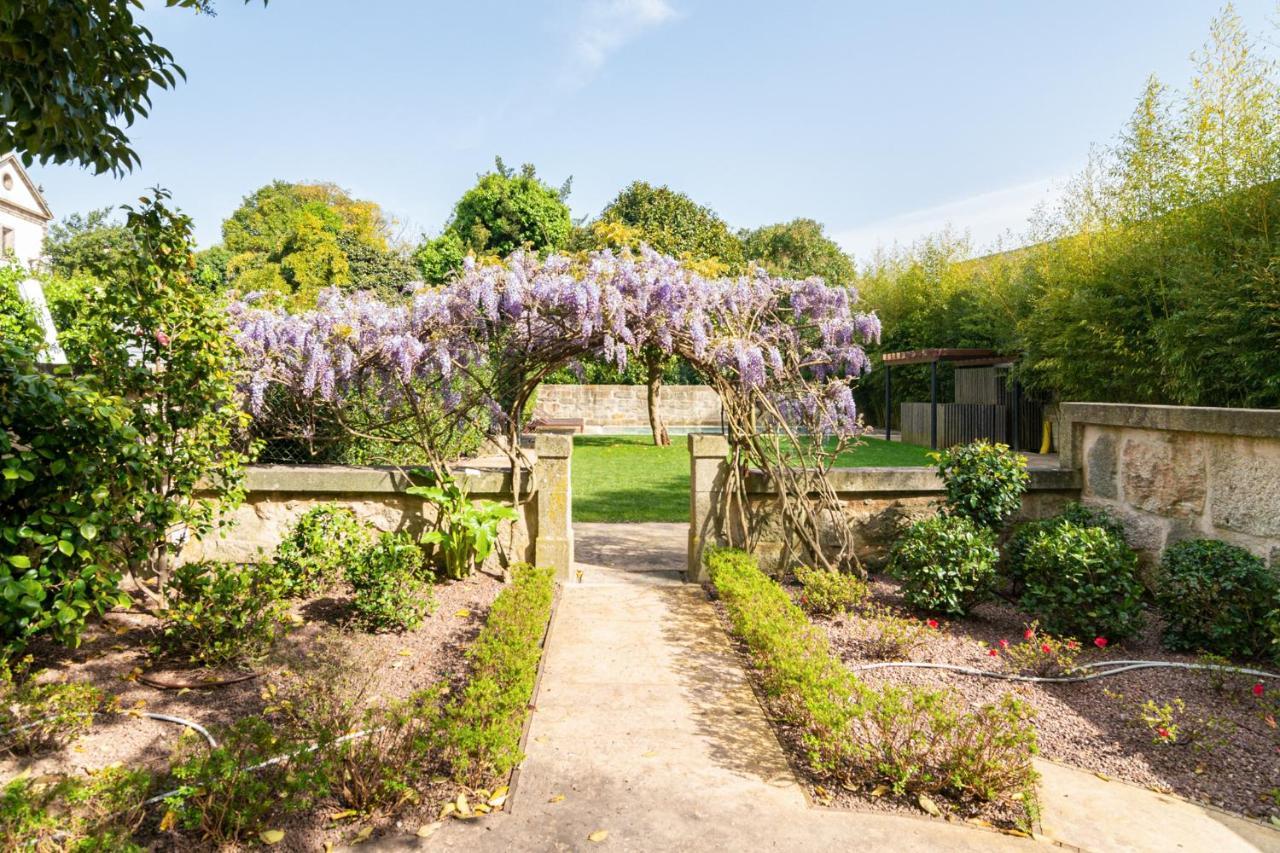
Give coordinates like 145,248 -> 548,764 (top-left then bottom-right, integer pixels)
741,218 -> 856,285
43,208 -> 135,279
0,1 -> 261,175
219,181 -> 403,306
599,181 -> 743,267
415,158 -> 572,285
58,189 -> 248,602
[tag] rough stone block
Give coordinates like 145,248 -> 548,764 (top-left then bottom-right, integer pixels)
1208,437 -> 1280,538
1084,431 -> 1118,499
1119,433 -> 1206,517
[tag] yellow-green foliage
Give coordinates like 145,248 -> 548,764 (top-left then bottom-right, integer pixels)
0,766 -> 151,852
793,564 -> 867,615
445,563 -> 555,786
707,548 -> 1039,814
0,658 -> 104,754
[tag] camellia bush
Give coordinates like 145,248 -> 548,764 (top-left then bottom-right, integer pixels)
233,246 -> 880,572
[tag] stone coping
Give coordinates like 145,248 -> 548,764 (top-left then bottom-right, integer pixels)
742,465 -> 1079,495
1060,402 -> 1280,439
238,462 -> 522,497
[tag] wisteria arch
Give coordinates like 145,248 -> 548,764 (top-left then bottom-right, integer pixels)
232,247 -> 881,573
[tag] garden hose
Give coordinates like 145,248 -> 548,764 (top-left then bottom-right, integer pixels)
849,659 -> 1279,684
0,710 -> 217,749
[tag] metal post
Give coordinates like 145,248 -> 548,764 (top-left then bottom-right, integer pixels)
929,360 -> 938,450
884,364 -> 892,441
1011,379 -> 1022,452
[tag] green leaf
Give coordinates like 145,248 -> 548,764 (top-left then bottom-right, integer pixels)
8,555 -> 31,568
78,523 -> 98,541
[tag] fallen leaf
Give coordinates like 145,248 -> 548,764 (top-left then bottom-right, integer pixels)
259,829 -> 285,845
869,785 -> 889,797
1093,771 -> 1110,782
439,802 -> 457,818
548,794 -> 565,804
329,809 -> 358,821
588,829 -> 609,843
324,844 -> 333,853
397,649 -> 413,657
474,803 -> 491,815
918,794 -> 941,817
456,792 -> 470,815
352,826 -> 372,843
417,822 -> 442,838
455,608 -> 471,618
158,810 -> 178,832
641,750 -> 657,758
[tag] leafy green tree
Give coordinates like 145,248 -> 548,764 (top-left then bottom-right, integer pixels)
0,1 -> 261,175
43,208 -> 135,279
599,181 -> 743,267
219,181 -> 403,306
58,189 -> 249,603
413,230 -> 467,285
741,218 -> 855,284
0,260 -> 43,353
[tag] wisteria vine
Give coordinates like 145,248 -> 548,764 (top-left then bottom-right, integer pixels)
231,246 -> 881,571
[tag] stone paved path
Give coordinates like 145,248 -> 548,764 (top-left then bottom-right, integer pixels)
375,523 -> 1279,852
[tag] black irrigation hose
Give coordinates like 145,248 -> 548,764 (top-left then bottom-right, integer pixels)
849,659 -> 1279,684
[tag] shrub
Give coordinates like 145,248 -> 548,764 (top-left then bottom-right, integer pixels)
0,657 -> 104,754
847,604 -> 933,661
793,564 -> 866,615
1006,502 -> 1126,586
445,563 -> 554,786
998,624 -> 1083,677
0,340 -> 143,652
889,515 -> 999,616
272,504 -> 370,598
1156,539 -> 1279,660
0,765 -> 151,852
1019,522 -> 1144,640
706,548 -> 1039,821
157,561 -> 292,666
410,477 -> 518,581
164,716 -> 327,846
345,533 -> 434,633
933,440 -> 1029,530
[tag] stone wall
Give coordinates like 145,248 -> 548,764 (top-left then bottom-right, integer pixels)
1060,403 -> 1280,570
534,384 -> 722,432
184,434 -> 575,578
687,434 -> 1080,580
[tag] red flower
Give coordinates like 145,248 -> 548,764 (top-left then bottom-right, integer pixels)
1254,682 -> 1266,697
1041,643 -> 1052,654
1024,628 -> 1035,640
998,639 -> 1009,649
1156,727 -> 1170,739
988,648 -> 999,657
1094,637 -> 1108,648
927,619 -> 939,629
1066,640 -> 1079,651
155,330 -> 171,347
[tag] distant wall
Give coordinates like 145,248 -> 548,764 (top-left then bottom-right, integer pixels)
1059,403 -> 1280,571
534,384 -> 721,432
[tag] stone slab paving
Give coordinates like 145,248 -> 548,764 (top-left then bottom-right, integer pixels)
372,523 -> 1280,852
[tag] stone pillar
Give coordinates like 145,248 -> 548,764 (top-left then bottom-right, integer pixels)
534,433 -> 574,579
687,433 -> 730,582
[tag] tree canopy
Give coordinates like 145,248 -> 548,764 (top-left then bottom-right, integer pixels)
597,181 -> 743,267
0,1 -> 261,175
218,181 -> 411,305
741,218 -> 855,284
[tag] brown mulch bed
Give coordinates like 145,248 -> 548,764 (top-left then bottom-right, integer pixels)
3,569 -> 504,851
810,576 -> 1280,824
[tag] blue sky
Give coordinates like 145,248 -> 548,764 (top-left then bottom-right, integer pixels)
27,0 -> 1278,260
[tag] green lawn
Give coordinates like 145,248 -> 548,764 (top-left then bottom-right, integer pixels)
572,434 -> 932,523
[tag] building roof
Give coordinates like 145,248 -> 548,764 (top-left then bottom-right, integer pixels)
0,152 -> 53,222
881,348 -> 1017,366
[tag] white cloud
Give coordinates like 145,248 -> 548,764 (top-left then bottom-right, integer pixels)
564,0 -> 678,86
834,176 -> 1068,263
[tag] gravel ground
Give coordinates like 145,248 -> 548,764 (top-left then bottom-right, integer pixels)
4,569 -> 504,850
817,576 -> 1280,823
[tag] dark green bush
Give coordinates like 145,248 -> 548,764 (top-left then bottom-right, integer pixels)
445,563 -> 554,786
933,440 -> 1029,530
0,765 -> 150,852
1006,502 -> 1126,585
1019,521 -> 1144,640
1156,539 -> 1278,660
345,533 -> 434,633
272,504 -> 370,598
158,561 -> 292,666
889,515 -> 999,616
706,548 -> 1038,820
0,657 -> 104,754
794,564 -> 867,615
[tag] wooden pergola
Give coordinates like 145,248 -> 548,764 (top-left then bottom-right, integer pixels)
880,348 -> 1022,450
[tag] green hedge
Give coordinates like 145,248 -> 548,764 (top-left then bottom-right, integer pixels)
444,563 -> 555,786
707,548 -> 1039,816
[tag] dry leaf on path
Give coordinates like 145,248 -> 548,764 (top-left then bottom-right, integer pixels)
588,829 -> 609,843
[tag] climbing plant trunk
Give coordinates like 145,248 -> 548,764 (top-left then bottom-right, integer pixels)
645,349 -> 671,446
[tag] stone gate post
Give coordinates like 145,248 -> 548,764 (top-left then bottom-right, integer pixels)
534,433 -> 574,579
688,433 -> 730,582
